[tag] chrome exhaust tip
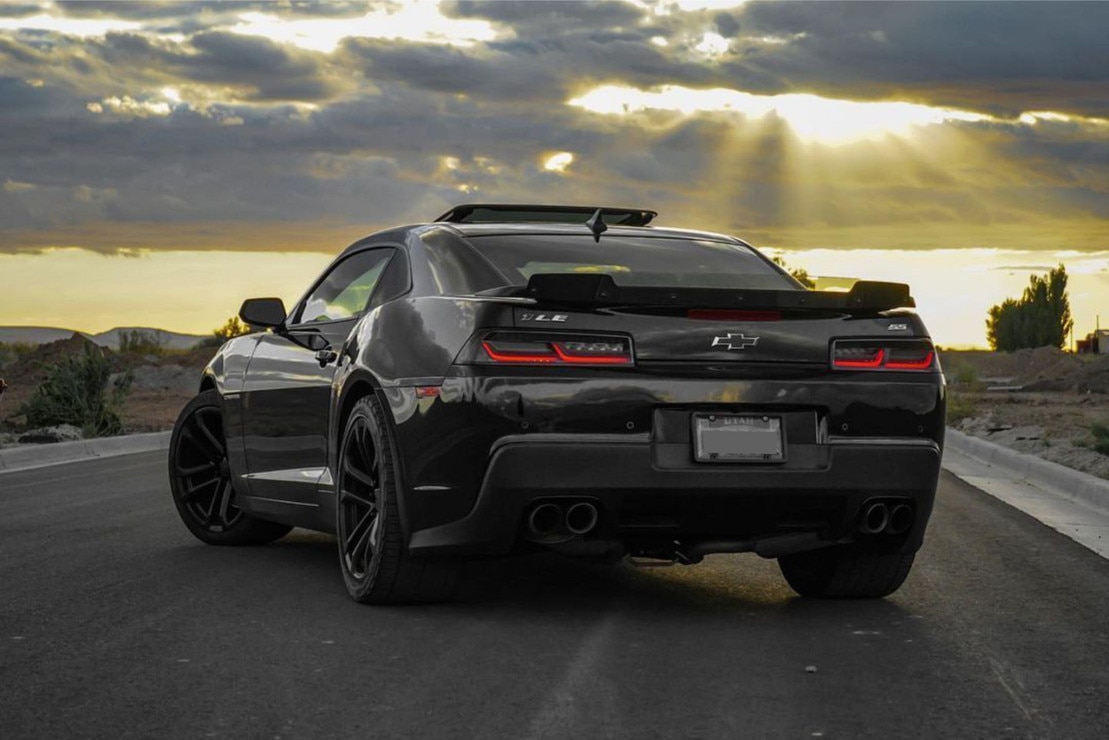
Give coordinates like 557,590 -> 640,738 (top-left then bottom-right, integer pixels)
886,504 -> 914,535
528,503 -> 563,537
565,502 -> 599,535
859,502 -> 890,534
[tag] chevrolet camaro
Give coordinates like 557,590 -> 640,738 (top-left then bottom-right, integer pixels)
168,204 -> 945,603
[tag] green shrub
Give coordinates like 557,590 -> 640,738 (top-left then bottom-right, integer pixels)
19,345 -> 132,437
0,342 -> 36,370
119,330 -> 165,355
946,392 -> 979,424
1091,421 -> 1109,455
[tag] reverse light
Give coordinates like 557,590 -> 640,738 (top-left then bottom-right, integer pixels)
479,333 -> 633,366
832,340 -> 935,372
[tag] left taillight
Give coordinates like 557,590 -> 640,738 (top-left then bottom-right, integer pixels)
832,339 -> 935,371
477,332 -> 633,366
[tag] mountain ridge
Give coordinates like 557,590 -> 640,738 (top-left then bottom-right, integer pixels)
0,326 -> 206,351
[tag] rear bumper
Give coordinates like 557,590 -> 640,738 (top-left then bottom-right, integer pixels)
407,433 -> 941,557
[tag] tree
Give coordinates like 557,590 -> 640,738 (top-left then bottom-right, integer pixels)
198,316 -> 254,348
772,254 -> 816,289
986,264 -> 1072,351
213,316 -> 252,341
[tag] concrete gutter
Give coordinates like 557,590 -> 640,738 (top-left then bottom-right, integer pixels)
943,427 -> 1109,559
944,428 -> 1109,514
0,431 -> 171,475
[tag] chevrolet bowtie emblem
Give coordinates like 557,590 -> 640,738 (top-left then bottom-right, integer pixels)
711,333 -> 759,350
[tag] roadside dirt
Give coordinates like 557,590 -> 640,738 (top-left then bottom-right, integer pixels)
0,334 -> 212,439
941,348 -> 1109,480
3,338 -> 1108,482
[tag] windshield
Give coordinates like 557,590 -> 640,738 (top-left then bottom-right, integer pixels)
466,234 -> 798,290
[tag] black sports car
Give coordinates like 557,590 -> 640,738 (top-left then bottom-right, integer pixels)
169,203 -> 944,603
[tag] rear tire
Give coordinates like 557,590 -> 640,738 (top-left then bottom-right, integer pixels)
168,390 -> 292,546
778,544 -> 915,599
336,394 -> 460,604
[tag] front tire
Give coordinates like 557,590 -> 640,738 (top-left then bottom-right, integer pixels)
336,394 -> 460,604
778,544 -> 915,599
168,390 -> 292,546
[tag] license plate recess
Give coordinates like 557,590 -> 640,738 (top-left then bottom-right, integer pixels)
692,414 -> 785,463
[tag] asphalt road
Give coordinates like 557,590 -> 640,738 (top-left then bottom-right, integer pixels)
2,452 -> 1108,739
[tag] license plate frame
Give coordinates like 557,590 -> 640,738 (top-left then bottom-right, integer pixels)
692,413 -> 786,463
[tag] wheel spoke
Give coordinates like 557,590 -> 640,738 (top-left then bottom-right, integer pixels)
339,488 -> 374,509
344,508 -> 374,557
352,424 -> 372,471
356,523 -> 373,572
195,416 -> 225,458
343,460 -> 376,491
182,476 -> 220,501
182,428 -> 222,464
176,460 -> 217,477
214,479 -> 234,525
205,479 -> 223,522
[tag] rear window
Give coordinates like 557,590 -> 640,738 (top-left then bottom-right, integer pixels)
466,234 -> 797,290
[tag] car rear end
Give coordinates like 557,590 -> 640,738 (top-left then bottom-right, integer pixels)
388,225 -> 944,579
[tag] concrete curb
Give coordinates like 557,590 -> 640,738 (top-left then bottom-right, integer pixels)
944,427 -> 1109,514
0,431 -> 171,474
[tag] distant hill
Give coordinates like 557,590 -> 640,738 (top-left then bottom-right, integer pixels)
0,326 -> 206,351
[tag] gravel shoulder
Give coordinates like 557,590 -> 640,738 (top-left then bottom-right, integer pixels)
943,348 -> 1109,480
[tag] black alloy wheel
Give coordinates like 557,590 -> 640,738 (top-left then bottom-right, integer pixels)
337,410 -> 382,582
336,395 -> 460,604
168,390 -> 291,546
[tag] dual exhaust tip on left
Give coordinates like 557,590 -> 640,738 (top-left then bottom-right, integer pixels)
527,501 -> 599,538
858,501 -> 915,536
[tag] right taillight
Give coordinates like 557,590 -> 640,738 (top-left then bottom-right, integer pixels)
832,339 -> 935,371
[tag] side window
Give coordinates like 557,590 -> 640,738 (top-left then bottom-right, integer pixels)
296,249 -> 393,324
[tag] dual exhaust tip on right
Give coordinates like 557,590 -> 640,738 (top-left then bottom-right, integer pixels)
527,501 -> 599,538
858,501 -> 915,536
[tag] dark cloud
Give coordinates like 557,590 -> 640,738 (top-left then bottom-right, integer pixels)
343,31 -> 717,103
714,12 -> 741,38
54,2 -> 247,19
734,1 -> 1109,118
444,1 -> 645,31
1,1 -> 1107,255
0,4 -> 41,19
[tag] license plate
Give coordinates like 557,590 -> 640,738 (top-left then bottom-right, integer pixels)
692,414 -> 785,463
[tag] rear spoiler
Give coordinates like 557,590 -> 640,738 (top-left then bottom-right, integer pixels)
514,273 -> 914,312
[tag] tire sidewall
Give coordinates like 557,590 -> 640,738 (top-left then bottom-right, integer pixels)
168,389 -> 290,546
337,395 -> 400,601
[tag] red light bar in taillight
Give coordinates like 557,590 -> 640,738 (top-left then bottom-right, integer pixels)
832,340 -> 935,371
480,333 -> 633,366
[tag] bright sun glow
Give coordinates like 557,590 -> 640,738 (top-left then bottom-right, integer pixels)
569,84 -> 991,144
230,2 -> 497,53
0,13 -> 140,37
543,152 -> 575,173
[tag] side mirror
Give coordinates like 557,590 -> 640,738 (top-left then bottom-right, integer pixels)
239,297 -> 287,329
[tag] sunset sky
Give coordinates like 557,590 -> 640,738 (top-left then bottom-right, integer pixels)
1,0 -> 1107,347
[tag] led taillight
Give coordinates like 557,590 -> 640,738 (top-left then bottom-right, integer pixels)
833,347 -> 885,369
832,340 -> 935,371
480,334 -> 632,366
886,350 -> 935,370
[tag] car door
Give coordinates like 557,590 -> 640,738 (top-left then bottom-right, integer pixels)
239,247 -> 396,506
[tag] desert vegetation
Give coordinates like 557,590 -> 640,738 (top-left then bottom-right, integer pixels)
18,343 -> 132,437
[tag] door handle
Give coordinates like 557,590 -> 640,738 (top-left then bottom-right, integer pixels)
315,349 -> 338,367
